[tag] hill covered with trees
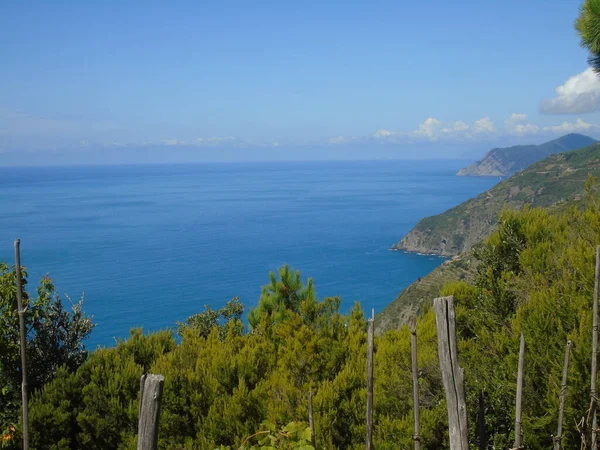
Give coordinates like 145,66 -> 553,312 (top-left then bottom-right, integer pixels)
456,133 -> 595,177
392,142 -> 600,256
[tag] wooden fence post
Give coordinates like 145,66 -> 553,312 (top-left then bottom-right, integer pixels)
14,239 -> 29,450
308,390 -> 316,449
137,374 -> 165,450
433,296 -> 468,450
513,333 -> 525,449
410,322 -> 421,450
366,308 -> 374,450
591,245 -> 600,448
554,340 -> 572,450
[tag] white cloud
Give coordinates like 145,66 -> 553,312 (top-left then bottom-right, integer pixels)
372,129 -> 397,139
513,123 -> 541,135
506,113 -> 528,124
371,117 -> 498,143
443,121 -> 469,133
411,117 -> 443,139
543,118 -> 598,134
505,113 -> 540,135
350,113 -> 600,146
541,68 -> 600,114
473,117 -> 496,134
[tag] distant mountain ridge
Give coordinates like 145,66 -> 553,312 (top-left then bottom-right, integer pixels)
392,140 -> 600,256
456,133 -> 596,177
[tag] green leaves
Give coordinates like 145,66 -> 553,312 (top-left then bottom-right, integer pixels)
215,421 -> 314,450
576,0 -> 600,69
0,265 -> 95,439
248,265 -> 316,330
178,296 -> 244,340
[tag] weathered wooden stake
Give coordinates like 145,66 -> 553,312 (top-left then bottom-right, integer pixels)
137,374 -> 165,450
366,308 -> 374,450
513,333 -> 525,449
14,239 -> 29,450
308,390 -> 316,449
554,340 -> 572,450
433,296 -> 468,450
139,373 -> 147,418
591,245 -> 600,449
410,322 -> 421,450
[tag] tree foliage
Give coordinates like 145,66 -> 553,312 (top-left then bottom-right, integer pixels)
178,296 -> 244,339
16,176 -> 600,449
0,265 -> 94,445
576,0 -> 600,71
248,265 -> 316,329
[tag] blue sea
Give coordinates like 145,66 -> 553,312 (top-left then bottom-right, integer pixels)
0,160 -> 498,347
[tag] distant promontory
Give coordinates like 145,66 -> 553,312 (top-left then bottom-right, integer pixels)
456,133 -> 596,177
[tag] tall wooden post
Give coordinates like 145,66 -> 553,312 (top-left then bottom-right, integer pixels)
410,322 -> 421,450
513,333 -> 525,449
308,390 -> 316,449
554,340 -> 572,450
433,296 -> 468,450
138,374 -> 164,450
366,308 -> 374,450
14,239 -> 29,450
591,245 -> 600,449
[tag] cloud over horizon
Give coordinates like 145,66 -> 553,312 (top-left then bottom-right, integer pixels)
365,114 -> 599,143
540,68 -> 600,114
2,107 -> 600,156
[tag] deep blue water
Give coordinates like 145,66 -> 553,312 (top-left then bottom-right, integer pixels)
0,160 -> 498,347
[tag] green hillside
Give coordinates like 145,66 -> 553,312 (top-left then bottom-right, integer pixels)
392,141 -> 600,256
456,133 -> 596,176
375,251 -> 478,334
17,197 -> 600,449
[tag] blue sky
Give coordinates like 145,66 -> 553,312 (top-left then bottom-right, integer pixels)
2,0 -> 600,164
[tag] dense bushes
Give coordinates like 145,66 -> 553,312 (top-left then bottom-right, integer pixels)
0,265 -> 94,447
4,197 -> 600,448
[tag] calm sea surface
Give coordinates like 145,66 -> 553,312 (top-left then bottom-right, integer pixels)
0,161 -> 498,347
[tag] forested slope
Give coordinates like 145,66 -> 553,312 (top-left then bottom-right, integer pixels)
2,193 -> 597,449
393,142 -> 600,256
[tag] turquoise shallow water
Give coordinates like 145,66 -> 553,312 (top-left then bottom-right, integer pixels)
0,160 -> 498,347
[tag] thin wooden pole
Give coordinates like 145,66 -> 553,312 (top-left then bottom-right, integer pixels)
410,322 -> 421,450
366,308 -> 374,450
137,374 -> 165,450
514,333 -> 525,449
139,373 -> 147,419
433,296 -> 468,450
308,390 -> 316,449
14,239 -> 29,450
554,340 -> 572,450
591,245 -> 600,449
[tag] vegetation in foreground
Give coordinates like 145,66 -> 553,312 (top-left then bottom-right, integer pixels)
1,183 -> 600,448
